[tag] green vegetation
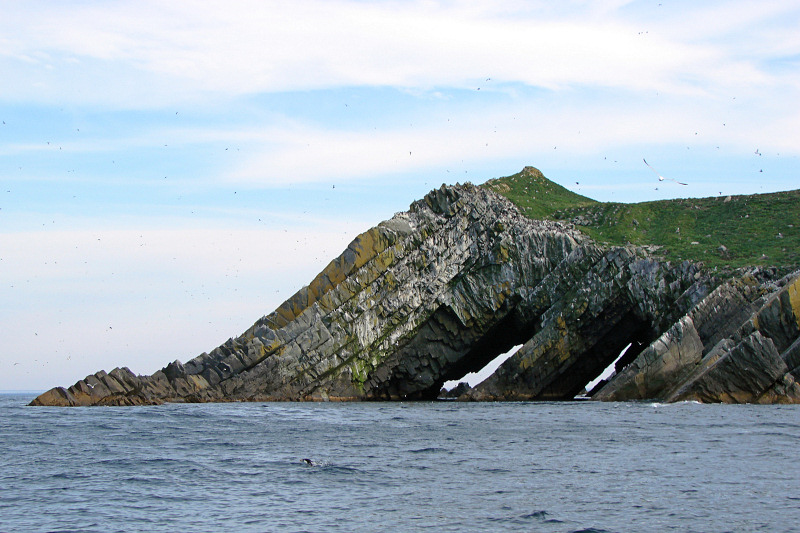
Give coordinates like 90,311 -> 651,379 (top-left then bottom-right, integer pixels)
484,166 -> 597,219
482,166 -> 799,270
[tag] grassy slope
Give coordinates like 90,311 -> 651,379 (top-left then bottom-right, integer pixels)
483,166 -> 598,219
482,166 -> 800,271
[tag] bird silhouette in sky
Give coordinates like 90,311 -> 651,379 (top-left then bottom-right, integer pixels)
643,158 -> 687,185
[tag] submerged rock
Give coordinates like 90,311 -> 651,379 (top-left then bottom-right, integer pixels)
31,179 -> 800,406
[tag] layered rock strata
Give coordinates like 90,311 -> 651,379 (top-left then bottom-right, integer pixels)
592,272 -> 800,403
31,175 -> 800,406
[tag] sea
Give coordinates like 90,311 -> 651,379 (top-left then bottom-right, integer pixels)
2,393 -> 799,533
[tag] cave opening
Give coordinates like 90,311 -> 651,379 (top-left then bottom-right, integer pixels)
442,344 -> 523,390
392,300 -> 658,401
409,304 -> 537,400
376,303 -> 535,400
580,343 -> 630,397
535,309 -> 655,401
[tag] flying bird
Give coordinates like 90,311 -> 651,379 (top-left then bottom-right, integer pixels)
643,158 -> 687,185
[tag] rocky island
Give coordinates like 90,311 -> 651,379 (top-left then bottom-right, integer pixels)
31,167 -> 800,406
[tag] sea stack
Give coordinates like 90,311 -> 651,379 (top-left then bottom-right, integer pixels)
31,169 -> 800,406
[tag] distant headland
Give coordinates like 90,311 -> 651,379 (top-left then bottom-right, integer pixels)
31,167 -> 800,406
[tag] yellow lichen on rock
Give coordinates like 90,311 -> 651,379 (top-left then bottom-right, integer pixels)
787,276 -> 800,330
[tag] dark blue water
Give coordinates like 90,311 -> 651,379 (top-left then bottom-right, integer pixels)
2,393 -> 799,533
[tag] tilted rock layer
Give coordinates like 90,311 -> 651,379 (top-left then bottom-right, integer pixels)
31,176 -> 800,406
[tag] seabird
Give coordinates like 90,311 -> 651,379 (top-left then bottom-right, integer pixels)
643,158 -> 687,185
302,458 -> 317,466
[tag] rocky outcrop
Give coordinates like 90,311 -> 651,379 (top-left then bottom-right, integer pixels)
593,272 -> 800,404
463,247 -> 715,401
30,169 -> 800,406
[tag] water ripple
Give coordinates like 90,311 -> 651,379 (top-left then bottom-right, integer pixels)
2,395 -> 800,532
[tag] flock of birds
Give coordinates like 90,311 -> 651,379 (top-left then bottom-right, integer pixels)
0,97 -> 781,382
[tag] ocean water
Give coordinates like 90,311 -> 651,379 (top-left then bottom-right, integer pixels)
2,393 -> 799,533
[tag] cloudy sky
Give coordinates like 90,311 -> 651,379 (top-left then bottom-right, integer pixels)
2,0 -> 799,391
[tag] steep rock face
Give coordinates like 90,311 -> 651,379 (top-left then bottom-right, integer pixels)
464,247 -> 716,400
30,176 -> 800,406
593,272 -> 800,403
32,182 -> 585,405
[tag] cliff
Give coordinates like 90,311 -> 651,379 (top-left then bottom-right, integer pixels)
31,168 -> 800,406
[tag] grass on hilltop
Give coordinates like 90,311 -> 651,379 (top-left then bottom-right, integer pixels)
482,166 -> 800,271
483,166 -> 598,220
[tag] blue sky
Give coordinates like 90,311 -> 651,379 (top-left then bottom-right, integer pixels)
2,0 -> 799,391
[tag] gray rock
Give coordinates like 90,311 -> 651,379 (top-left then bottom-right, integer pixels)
667,331 -> 788,403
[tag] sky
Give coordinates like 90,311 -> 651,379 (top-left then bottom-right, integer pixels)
2,0 -> 799,392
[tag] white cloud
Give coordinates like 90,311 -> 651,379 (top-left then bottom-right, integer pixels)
2,0 -> 791,105
222,94 -> 800,186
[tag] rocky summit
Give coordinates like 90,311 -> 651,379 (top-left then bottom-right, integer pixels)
31,169 -> 800,406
